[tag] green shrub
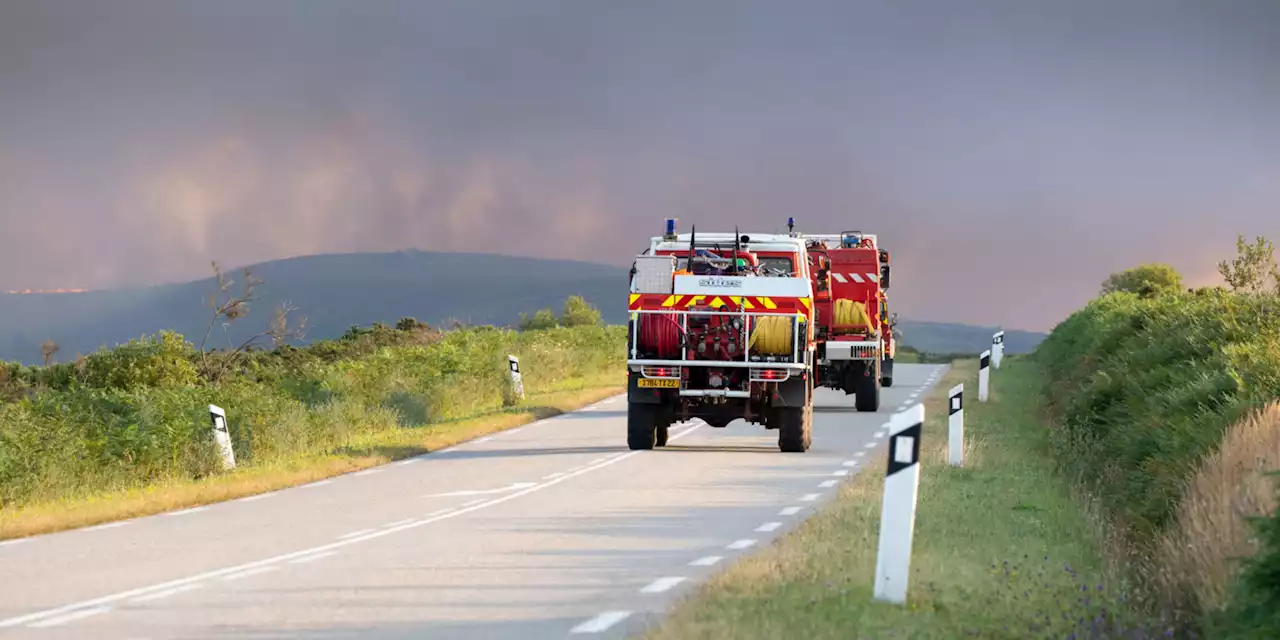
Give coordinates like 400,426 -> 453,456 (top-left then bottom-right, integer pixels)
1037,290 -> 1280,539
0,317 -> 625,510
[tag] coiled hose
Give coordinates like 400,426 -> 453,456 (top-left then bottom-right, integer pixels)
833,299 -> 872,333
748,315 -> 794,355
639,315 -> 682,358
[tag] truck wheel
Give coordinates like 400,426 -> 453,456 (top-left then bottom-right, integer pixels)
881,356 -> 895,387
855,368 -> 881,412
881,376 -> 894,388
655,424 -> 669,447
776,407 -> 808,452
627,403 -> 658,450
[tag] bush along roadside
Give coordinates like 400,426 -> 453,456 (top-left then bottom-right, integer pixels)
1034,287 -> 1280,637
648,357 -> 1155,640
0,314 -> 625,538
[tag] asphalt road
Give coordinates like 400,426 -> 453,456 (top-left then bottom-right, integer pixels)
0,363 -> 947,639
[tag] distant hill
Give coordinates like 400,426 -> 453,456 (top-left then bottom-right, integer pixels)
0,251 -> 1044,365
895,319 -> 1045,356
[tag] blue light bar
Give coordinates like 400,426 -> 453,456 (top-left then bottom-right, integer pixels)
665,218 -> 676,236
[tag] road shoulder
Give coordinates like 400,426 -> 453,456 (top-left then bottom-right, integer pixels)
643,357 -> 1143,639
0,384 -> 621,541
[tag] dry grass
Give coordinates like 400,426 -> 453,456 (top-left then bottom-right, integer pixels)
647,358 -> 1148,639
0,385 -> 620,541
1156,401 -> 1280,615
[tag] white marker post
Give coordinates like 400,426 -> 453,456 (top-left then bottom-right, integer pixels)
507,355 -> 524,401
948,384 -> 964,467
978,350 -> 991,402
992,330 -> 1005,370
208,404 -> 236,470
873,403 -> 923,604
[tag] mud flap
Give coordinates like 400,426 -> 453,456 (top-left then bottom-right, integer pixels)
771,376 -> 809,407
627,375 -> 665,404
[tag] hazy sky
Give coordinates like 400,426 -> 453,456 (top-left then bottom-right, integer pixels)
1,0 -> 1277,331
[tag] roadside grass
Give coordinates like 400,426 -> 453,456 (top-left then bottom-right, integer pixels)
647,357 -> 1150,640
0,380 -> 620,541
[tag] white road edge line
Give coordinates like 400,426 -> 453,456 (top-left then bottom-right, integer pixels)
755,522 -> 782,532
640,577 -> 687,594
0,424 -> 703,629
221,566 -> 278,582
689,555 -> 722,566
26,607 -> 111,628
853,451 -> 866,458
833,469 -> 850,476
864,442 -> 878,449
235,493 -> 275,503
800,493 -> 821,502
819,480 -> 838,488
164,506 -> 208,517
779,506 -> 802,516
129,583 -> 202,603
351,469 -> 382,477
83,522 -> 130,532
338,529 -> 376,540
726,539 -> 757,550
300,479 -> 332,489
288,550 -> 338,565
395,458 -> 422,466
571,611 -> 633,634
384,518 -> 416,528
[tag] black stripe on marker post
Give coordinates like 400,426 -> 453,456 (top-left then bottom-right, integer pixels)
980,353 -> 990,368
886,421 -> 922,476
948,389 -> 962,416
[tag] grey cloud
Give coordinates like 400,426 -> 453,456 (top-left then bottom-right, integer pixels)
1,0 -> 1277,330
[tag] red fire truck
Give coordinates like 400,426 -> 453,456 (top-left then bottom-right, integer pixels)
802,231 -> 895,411
625,219 -> 817,452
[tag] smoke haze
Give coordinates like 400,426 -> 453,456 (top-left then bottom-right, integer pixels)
1,0 -> 1277,330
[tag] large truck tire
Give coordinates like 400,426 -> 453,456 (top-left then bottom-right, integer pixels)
776,407 -> 808,452
855,362 -> 881,412
777,376 -> 814,452
655,424 -> 669,447
628,402 -> 658,450
881,356 -> 895,387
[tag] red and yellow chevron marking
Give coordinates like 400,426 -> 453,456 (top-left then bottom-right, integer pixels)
629,294 -> 812,319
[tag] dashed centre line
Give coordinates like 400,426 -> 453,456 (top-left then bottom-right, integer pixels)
755,522 -> 782,532
570,611 -> 632,634
818,480 -> 838,488
640,577 -> 687,594
779,506 -> 802,516
726,539 -> 757,550
689,556 -> 723,566
800,493 -> 821,502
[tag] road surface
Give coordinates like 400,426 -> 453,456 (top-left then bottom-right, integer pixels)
0,363 -> 946,639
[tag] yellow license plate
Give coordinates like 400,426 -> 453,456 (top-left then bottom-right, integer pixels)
637,378 -> 679,388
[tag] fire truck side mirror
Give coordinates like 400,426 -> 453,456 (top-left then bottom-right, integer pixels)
880,264 -> 891,289
891,312 -> 899,326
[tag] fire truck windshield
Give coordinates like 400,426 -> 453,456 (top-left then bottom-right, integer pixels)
758,257 -> 794,276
